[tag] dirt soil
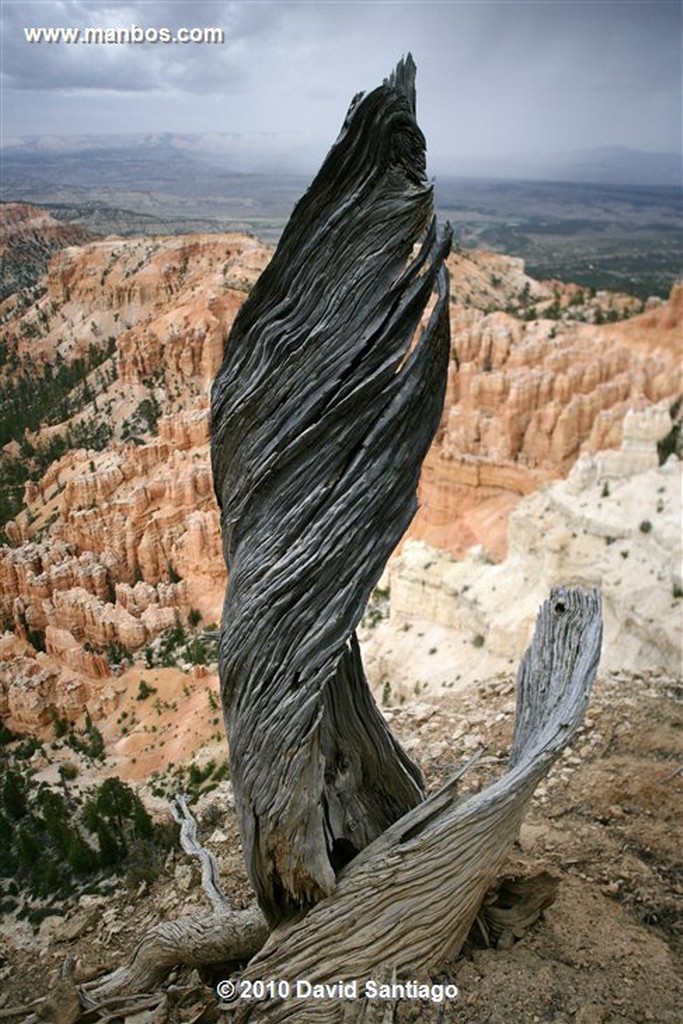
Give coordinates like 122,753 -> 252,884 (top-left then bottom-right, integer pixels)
0,669 -> 681,1023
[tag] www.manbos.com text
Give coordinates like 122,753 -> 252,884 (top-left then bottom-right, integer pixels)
24,25 -> 224,45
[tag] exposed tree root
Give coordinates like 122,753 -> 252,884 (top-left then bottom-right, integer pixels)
81,905 -> 267,1003
473,871 -> 560,950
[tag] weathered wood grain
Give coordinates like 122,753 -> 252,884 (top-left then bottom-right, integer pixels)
209,56 -> 602,1024
81,905 -> 267,1002
225,587 -> 602,1023
211,55 -> 452,926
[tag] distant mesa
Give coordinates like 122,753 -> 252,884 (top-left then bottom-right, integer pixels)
2,135 -> 680,186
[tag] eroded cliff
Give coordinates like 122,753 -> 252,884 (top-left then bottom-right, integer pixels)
0,232 -> 680,734
0,203 -> 95,301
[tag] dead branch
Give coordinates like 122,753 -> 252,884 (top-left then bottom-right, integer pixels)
0,1005 -> 40,1022
80,905 -> 267,1003
171,794 -> 229,912
221,587 -> 601,1023
78,799 -> 267,1004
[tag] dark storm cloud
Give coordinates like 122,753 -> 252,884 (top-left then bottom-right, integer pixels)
2,1 -> 282,94
1,1 -> 680,166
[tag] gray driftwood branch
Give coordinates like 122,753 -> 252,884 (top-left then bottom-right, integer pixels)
81,801 -> 267,1002
170,793 -> 229,913
226,587 -> 602,1023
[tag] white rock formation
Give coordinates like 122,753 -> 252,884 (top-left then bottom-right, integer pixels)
362,404 -> 681,696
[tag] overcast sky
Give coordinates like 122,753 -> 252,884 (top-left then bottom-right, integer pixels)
1,1 -> 681,172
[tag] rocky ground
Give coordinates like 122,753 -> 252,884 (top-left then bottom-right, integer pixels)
0,667 -> 680,1023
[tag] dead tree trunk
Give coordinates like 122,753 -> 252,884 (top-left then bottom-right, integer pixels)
211,54 -> 451,926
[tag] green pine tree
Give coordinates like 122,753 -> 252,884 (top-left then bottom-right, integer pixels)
66,831 -> 99,875
96,821 -> 123,868
2,769 -> 27,820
